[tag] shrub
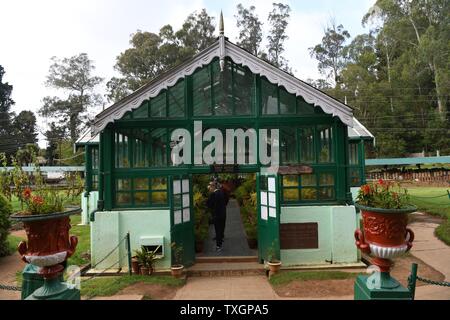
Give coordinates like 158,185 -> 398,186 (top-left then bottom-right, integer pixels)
0,194 -> 12,257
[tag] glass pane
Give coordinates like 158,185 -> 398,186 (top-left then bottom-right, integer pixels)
261,78 -> 278,115
92,174 -> 98,190
318,125 -> 333,163
151,128 -> 167,167
213,59 -> 232,115
134,192 -> 149,205
168,80 -> 185,117
116,192 -> 131,205
133,129 -> 149,168
299,127 -> 315,163
301,174 -> 316,187
297,97 -> 314,114
279,87 -> 296,114
319,173 -> 334,186
134,178 -> 149,190
115,132 -> 130,168
349,142 -> 359,165
151,92 -> 166,118
301,188 -> 317,200
92,147 -> 99,169
260,175 -> 268,190
283,188 -> 299,201
318,187 -> 334,200
173,194 -> 182,208
281,127 -> 297,164
283,175 -> 298,187
133,101 -> 148,118
116,178 -> 131,191
151,177 -> 167,190
193,65 -> 212,116
233,63 -> 253,115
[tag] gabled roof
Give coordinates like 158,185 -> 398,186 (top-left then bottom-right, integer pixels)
348,117 -> 374,140
75,127 -> 99,145
92,37 -> 354,134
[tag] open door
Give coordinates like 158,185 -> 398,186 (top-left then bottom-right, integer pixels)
170,175 -> 195,267
257,172 -> 280,263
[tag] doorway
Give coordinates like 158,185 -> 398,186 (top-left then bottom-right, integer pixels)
193,173 -> 258,257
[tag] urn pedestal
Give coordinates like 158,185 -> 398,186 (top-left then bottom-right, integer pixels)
11,208 -> 81,300
353,203 -> 416,300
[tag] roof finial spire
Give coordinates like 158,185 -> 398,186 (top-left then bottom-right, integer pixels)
219,10 -> 224,35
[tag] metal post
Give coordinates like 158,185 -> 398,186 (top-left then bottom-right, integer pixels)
408,263 -> 418,300
126,232 -> 132,276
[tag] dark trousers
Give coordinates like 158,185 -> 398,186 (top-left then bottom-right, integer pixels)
214,215 -> 226,247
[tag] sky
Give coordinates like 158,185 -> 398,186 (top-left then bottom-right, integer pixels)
0,0 -> 375,147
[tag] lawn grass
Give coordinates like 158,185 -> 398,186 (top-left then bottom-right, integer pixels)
407,187 -> 450,245
80,275 -> 185,299
6,234 -> 24,255
67,214 -> 90,266
269,271 -> 361,287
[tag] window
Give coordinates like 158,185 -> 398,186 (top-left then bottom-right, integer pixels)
133,129 -> 150,168
348,141 -> 363,187
132,102 -> 148,118
318,125 -> 334,163
150,129 -> 167,167
115,177 -> 168,207
151,92 -> 166,118
115,131 -> 130,168
299,127 -> 315,163
213,59 -> 232,115
281,128 -> 297,164
281,172 -> 336,203
233,64 -> 253,115
193,65 -> 212,116
168,80 -> 185,118
261,78 -> 278,115
279,87 -> 296,114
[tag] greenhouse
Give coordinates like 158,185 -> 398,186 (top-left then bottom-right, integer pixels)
78,25 -> 374,271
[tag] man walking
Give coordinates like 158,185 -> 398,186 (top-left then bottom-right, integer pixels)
207,181 -> 227,252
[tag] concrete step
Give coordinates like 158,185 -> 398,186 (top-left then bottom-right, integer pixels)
188,262 -> 266,277
195,256 -> 259,263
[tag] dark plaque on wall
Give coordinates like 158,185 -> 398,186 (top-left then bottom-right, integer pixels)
280,223 -> 319,249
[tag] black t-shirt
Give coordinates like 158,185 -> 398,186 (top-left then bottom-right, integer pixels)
207,189 -> 227,218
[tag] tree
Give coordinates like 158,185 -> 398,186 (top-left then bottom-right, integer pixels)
44,122 -> 66,166
11,110 -> 38,150
39,53 -> 103,144
235,4 -> 263,56
266,3 -> 291,70
0,65 -> 15,157
175,9 -> 216,52
309,19 -> 350,87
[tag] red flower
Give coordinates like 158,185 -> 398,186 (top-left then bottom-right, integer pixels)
378,179 -> 385,186
22,187 -> 32,199
361,184 -> 371,195
31,195 -> 44,205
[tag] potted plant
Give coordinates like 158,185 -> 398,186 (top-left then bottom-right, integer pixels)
134,247 -> 147,275
9,160 -> 80,299
266,241 -> 281,277
170,242 -> 184,278
354,179 -> 416,288
145,245 -> 161,275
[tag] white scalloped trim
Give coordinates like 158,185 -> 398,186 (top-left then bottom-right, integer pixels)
92,40 -> 353,134
369,243 -> 408,259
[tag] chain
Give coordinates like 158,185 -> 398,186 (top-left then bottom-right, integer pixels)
81,252 -> 130,283
89,235 -> 127,270
416,276 -> 450,287
0,284 -> 21,291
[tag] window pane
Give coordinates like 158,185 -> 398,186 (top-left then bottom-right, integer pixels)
151,129 -> 167,167
133,129 -> 149,168
318,187 -> 334,200
115,132 -> 130,168
283,188 -> 299,201
151,92 -> 166,118
261,78 -> 278,115
279,87 -> 296,114
283,175 -> 298,187
301,188 -> 317,200
281,128 -> 297,164
152,192 -> 167,204
299,127 -> 315,163
212,60 -> 232,115
260,175 -> 268,190
117,178 -> 131,191
297,97 -> 315,114
133,101 -> 148,118
134,192 -> 149,205
319,173 -> 334,186
193,65 -> 212,116
116,192 -> 131,205
349,142 -> 359,165
318,125 -> 333,163
173,194 -> 182,208
301,174 -> 316,187
134,178 -> 149,190
92,147 -> 99,170
151,177 -> 167,190
168,80 -> 185,117
233,64 -> 253,115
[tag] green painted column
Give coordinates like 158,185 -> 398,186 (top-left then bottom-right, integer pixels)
354,274 -> 412,300
97,132 -> 105,211
103,126 -> 113,211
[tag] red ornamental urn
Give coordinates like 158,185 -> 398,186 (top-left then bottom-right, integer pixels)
11,209 -> 79,279
354,203 -> 416,274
